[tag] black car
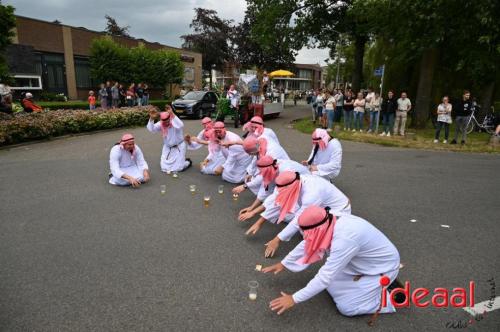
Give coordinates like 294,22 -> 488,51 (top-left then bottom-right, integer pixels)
172,91 -> 218,119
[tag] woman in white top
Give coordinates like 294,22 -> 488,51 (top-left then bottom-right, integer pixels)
325,91 -> 336,131
368,92 -> 382,133
353,92 -> 366,132
434,96 -> 453,143
315,92 -> 325,127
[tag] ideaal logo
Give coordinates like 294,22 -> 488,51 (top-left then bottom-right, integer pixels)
379,276 -> 475,308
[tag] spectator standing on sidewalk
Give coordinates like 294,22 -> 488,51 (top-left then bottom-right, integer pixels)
325,90 -> 336,131
353,92 -> 366,132
451,90 -> 474,145
105,81 -> 113,109
136,83 -> 144,106
311,90 -> 318,123
394,92 -> 412,136
379,90 -> 397,136
126,83 -> 136,107
368,92 -> 381,133
434,96 -> 453,143
334,89 -> 344,125
343,90 -> 354,131
88,90 -> 96,110
111,82 -> 120,108
143,84 -> 150,106
316,91 -> 325,127
98,83 -> 108,109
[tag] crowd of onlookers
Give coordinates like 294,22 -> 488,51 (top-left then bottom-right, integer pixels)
91,82 -> 150,110
306,88 -> 500,143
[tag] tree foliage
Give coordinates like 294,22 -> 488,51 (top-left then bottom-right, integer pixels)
181,8 -> 233,71
0,1 -> 16,83
104,15 -> 130,37
89,37 -> 184,87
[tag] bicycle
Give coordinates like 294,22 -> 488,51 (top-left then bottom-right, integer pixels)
465,106 -> 496,134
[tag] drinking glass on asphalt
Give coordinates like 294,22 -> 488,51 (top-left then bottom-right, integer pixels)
203,195 -> 211,207
218,185 -> 224,194
189,184 -> 197,194
233,193 -> 239,201
160,185 -> 166,195
248,281 -> 259,300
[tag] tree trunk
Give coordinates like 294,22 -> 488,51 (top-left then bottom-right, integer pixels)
479,81 -> 495,117
414,48 -> 439,128
351,35 -> 366,93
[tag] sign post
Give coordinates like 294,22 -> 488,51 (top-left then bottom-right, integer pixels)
374,65 -> 385,134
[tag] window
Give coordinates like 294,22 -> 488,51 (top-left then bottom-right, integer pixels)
10,75 -> 43,90
74,57 -> 94,88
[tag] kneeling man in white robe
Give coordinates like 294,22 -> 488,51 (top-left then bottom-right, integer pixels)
213,122 -> 253,183
302,128 -> 342,182
263,205 -> 401,318
109,133 -> 150,187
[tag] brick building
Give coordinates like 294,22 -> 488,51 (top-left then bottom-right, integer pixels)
6,15 -> 202,100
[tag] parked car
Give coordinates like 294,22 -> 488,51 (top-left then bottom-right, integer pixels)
171,91 -> 218,119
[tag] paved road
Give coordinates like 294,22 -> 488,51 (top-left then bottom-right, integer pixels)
1,106 -> 499,331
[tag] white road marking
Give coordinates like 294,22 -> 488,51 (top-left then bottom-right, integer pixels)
410,219 -> 417,223
440,224 -> 450,228
463,296 -> 500,316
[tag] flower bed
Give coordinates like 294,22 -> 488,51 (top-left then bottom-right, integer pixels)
0,106 -> 153,146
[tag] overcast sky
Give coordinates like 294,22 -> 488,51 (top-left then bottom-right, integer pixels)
5,0 -> 329,66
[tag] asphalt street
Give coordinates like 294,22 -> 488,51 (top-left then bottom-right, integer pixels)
0,105 -> 499,331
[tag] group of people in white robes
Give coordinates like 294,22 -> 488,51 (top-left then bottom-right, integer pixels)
107,105 -> 402,322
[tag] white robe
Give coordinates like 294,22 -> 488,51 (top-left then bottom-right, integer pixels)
187,129 -> 226,175
307,139 -> 342,181
109,144 -> 149,186
220,131 -> 253,183
245,137 -> 290,194
245,127 -> 280,144
261,175 -> 351,237
282,214 -> 400,316
254,160 -> 309,202
147,117 -> 189,172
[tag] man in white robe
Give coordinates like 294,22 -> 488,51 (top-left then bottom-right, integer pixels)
237,155 -> 309,233
302,128 -> 342,182
109,133 -> 150,187
232,135 -> 290,197
185,117 -> 226,175
263,205 -> 401,318
146,106 -> 192,172
242,116 -> 280,144
212,122 -> 253,183
246,171 -> 351,257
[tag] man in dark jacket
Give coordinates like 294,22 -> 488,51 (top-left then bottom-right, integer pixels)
379,90 -> 398,136
451,90 -> 474,144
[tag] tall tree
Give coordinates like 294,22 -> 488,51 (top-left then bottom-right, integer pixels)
104,15 -> 130,37
247,0 -> 376,91
0,1 -> 16,83
373,0 -> 500,127
181,8 -> 233,72
232,7 -> 297,70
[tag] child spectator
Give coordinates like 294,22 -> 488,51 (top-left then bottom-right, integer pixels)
88,91 -> 96,110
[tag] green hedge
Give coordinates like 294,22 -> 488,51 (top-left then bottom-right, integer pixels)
37,99 -> 172,110
0,106 -> 153,146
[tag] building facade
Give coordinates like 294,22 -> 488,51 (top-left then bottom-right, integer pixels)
6,16 -> 202,100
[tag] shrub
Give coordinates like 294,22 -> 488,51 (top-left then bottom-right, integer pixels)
0,106 -> 153,146
37,99 -> 171,110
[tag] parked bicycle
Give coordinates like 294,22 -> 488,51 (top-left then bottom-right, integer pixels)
465,105 -> 496,134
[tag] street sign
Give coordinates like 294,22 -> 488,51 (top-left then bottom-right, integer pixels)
374,65 -> 385,77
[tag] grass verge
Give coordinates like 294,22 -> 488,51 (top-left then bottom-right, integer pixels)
293,118 -> 499,154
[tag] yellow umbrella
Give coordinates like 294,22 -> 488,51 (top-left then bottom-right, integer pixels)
268,69 -> 294,77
